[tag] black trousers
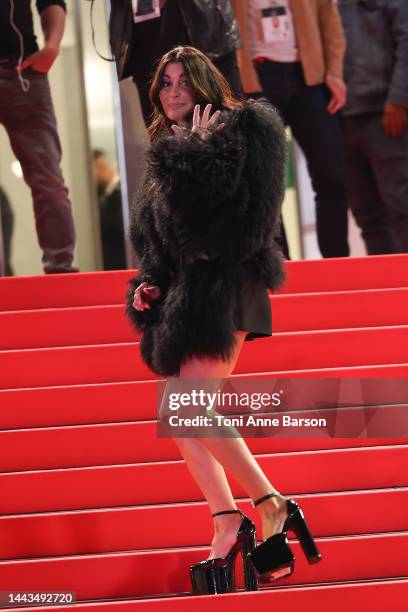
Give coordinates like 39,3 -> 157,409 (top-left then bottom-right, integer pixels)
255,60 -> 349,258
342,112 -> 408,254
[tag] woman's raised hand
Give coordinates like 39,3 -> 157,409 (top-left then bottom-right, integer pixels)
171,104 -> 225,141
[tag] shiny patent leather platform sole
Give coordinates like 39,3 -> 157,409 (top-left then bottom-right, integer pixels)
190,509 -> 259,595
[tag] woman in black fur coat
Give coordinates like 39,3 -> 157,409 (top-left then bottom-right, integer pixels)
126,46 -> 321,594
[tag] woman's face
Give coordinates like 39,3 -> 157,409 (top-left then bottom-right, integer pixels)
158,61 -> 195,127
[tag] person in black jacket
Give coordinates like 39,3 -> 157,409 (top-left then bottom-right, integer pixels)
93,150 -> 127,270
125,45 -> 321,595
109,0 -> 243,124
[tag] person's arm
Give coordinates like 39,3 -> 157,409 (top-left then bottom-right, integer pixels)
40,3 -> 66,49
383,0 -> 408,137
146,105 -> 247,265
236,98 -> 287,290
20,1 -> 66,73
317,0 -> 347,114
148,106 -> 246,215
125,173 -> 173,332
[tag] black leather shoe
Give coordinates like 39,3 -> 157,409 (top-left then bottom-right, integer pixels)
247,492 -> 322,582
190,508 -> 259,595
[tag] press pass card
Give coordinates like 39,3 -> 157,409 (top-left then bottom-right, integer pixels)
132,0 -> 160,23
261,5 -> 292,43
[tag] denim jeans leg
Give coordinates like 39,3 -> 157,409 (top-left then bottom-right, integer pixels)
1,72 -> 77,272
254,60 -> 291,124
253,61 -> 292,259
255,61 -> 349,257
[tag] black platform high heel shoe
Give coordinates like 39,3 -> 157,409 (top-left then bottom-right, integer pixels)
247,492 -> 322,582
190,509 -> 259,595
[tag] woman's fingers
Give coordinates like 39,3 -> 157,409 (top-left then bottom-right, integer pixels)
133,283 -> 150,311
144,285 -> 161,299
171,124 -> 184,139
186,104 -> 223,140
193,104 -> 201,128
133,292 -> 145,311
202,103 -> 212,127
208,109 -> 221,127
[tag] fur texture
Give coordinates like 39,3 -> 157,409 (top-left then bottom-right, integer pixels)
125,98 -> 288,376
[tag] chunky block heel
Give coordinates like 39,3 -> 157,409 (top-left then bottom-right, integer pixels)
189,508 -> 259,595
246,493 -> 322,582
240,525 -> 259,591
289,501 -> 322,563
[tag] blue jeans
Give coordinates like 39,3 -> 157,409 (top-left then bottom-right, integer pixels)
0,69 -> 77,273
255,60 -> 349,258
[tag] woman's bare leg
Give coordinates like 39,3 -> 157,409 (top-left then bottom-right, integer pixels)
160,332 -> 246,560
159,331 -> 287,560
192,422 -> 288,556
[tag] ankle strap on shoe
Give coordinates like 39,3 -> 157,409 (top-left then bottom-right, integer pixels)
212,509 -> 241,518
252,492 -> 280,508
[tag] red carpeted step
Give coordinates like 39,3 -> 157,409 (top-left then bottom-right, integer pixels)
0,255 -> 406,609
0,270 -> 133,312
1,326 -> 408,390
1,254 -> 408,313
1,419 -> 407,472
274,287 -> 408,333
0,381 -> 157,428
279,253 -> 408,294
0,305 -> 133,351
1,287 -> 408,351
0,532 -> 407,599
1,374 -> 407,430
11,579 -> 408,612
8,579 -> 408,612
0,489 -> 407,560
0,445 -> 406,514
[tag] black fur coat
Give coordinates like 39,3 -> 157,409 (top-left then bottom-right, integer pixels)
125,98 -> 287,377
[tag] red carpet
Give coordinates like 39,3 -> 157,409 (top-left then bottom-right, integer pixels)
0,253 -> 407,610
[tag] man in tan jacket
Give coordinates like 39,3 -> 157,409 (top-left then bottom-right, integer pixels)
232,0 -> 350,258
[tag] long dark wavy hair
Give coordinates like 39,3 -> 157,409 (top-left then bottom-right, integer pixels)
147,46 -> 245,142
